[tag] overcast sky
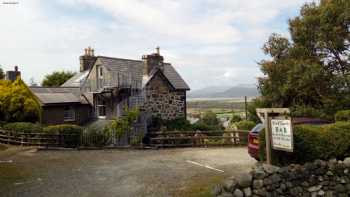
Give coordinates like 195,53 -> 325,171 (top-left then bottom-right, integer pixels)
0,0 -> 314,90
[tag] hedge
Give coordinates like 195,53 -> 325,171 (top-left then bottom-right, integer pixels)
43,124 -> 83,148
335,110 -> 350,122
2,122 -> 43,133
259,122 -> 350,166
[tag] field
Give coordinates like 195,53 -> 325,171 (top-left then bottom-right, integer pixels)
187,98 -> 251,118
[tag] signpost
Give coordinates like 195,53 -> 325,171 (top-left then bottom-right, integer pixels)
271,118 -> 293,152
256,108 -> 293,164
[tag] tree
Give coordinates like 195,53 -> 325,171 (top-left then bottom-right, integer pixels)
42,71 -> 75,87
0,78 -> 41,122
0,65 -> 4,80
256,0 -> 350,120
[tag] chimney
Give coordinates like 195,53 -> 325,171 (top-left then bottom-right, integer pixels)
6,66 -> 21,81
80,47 -> 97,72
142,47 -> 164,76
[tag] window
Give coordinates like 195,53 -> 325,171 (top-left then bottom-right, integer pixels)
97,99 -> 106,119
64,106 -> 75,121
99,67 -> 103,78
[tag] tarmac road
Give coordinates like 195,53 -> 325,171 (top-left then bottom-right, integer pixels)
0,147 -> 255,197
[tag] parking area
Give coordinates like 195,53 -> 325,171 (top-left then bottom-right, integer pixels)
0,146 -> 256,197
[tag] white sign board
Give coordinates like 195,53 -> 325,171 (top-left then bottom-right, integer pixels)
271,119 -> 293,152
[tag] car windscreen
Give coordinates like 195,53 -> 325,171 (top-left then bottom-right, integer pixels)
251,123 -> 264,133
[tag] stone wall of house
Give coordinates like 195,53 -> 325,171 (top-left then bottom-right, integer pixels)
143,72 -> 186,120
213,158 -> 350,197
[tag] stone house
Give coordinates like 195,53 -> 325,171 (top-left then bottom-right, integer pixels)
30,47 -> 190,127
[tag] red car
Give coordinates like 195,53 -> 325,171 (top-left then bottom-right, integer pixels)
248,118 -> 331,160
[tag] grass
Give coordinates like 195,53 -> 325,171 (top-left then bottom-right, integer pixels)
174,175 -> 225,197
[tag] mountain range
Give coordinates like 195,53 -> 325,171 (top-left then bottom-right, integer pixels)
188,84 -> 259,99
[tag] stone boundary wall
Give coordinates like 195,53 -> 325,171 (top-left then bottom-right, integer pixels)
213,158 -> 350,197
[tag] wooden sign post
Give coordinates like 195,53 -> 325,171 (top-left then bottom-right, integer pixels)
256,108 -> 292,165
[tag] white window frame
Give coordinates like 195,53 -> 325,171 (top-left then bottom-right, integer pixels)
64,106 -> 76,122
96,97 -> 107,119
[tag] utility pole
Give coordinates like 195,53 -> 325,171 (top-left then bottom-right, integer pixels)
244,96 -> 248,120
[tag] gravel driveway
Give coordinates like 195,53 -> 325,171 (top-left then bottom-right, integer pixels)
0,147 -> 255,197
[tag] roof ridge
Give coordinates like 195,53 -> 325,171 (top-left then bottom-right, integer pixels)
97,56 -> 143,62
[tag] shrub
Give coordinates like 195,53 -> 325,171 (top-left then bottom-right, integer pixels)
44,124 -> 83,147
230,114 -> 242,123
235,120 -> 256,130
82,126 -> 111,147
259,122 -> 350,166
164,118 -> 193,131
201,111 -> 220,126
3,122 -> 42,133
335,110 -> 350,122
0,121 -> 6,128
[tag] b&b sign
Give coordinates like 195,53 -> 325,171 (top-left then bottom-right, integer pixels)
271,119 -> 293,152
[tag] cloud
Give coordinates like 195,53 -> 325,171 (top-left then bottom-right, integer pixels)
0,0 -> 314,89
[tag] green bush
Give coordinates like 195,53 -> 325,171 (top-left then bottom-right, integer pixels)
230,114 -> 242,123
291,105 -> 330,120
335,110 -> 350,122
3,122 -> 42,133
164,118 -> 193,131
44,124 -> 83,148
0,121 -> 6,128
82,126 -> 111,147
235,120 -> 256,130
259,122 -> 350,166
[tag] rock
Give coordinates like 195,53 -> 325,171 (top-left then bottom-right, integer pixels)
325,191 -> 334,197
223,178 -> 238,192
263,177 -> 272,186
233,189 -> 243,197
326,171 -> 334,176
263,164 -> 280,174
308,185 -> 322,192
237,173 -> 252,188
317,190 -> 325,196
212,184 -> 223,196
253,180 -> 264,189
243,187 -> 252,197
253,188 -> 267,196
254,168 -> 267,179
270,174 -> 281,184
219,192 -> 234,197
334,184 -> 345,193
343,157 -> 350,166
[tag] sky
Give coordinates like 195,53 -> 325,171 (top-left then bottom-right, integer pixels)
0,0 -> 315,90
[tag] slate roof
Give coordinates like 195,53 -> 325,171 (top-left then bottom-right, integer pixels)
62,56 -> 190,90
30,87 -> 87,105
96,56 -> 190,90
61,70 -> 89,87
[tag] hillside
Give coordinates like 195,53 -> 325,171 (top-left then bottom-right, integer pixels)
188,85 -> 259,98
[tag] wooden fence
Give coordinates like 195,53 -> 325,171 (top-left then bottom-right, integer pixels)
148,130 -> 249,148
0,129 -> 80,147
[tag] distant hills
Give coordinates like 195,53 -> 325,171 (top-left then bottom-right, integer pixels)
188,84 -> 259,99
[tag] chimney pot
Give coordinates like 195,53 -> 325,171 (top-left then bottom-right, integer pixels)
156,46 -> 160,55
15,66 -> 18,72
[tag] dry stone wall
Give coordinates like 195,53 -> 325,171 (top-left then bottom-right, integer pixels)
213,158 -> 350,197
143,73 -> 186,120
